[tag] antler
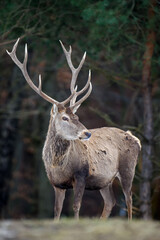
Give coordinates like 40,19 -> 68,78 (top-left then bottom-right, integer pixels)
6,38 -> 75,106
59,41 -> 92,108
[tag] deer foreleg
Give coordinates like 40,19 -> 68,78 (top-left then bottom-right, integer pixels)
73,176 -> 85,220
54,186 -> 66,221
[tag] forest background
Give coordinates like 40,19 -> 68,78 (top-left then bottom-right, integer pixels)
0,0 -> 160,220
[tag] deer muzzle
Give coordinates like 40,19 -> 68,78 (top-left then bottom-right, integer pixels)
79,131 -> 91,140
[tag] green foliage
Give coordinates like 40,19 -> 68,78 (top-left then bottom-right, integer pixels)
1,0 -> 159,64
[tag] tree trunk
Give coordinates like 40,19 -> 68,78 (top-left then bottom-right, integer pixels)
140,0 -> 156,219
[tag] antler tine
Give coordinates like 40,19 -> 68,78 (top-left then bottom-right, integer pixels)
6,38 -> 76,106
6,38 -> 21,68
72,83 -> 92,110
59,40 -> 92,109
59,40 -> 86,93
70,69 -> 91,106
70,70 -> 92,109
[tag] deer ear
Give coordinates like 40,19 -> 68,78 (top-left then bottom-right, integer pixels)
72,104 -> 81,114
51,104 -> 58,115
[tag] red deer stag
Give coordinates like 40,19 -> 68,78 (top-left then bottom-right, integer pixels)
7,39 -> 141,220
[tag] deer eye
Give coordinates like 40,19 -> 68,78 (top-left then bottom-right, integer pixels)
62,116 -> 69,121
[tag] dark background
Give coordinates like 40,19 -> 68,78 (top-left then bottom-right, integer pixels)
0,0 -> 160,220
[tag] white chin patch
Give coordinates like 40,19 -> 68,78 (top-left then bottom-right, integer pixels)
62,135 -> 78,141
79,136 -> 91,141
81,138 -> 90,141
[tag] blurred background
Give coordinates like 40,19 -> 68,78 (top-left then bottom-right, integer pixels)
0,0 -> 160,220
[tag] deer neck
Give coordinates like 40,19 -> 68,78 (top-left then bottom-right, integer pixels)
42,118 -> 70,167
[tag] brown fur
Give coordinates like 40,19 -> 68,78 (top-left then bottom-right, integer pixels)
42,107 -> 141,220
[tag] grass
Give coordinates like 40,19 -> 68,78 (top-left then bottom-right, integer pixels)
0,218 -> 160,240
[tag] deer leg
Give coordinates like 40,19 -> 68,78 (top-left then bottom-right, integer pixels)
124,190 -> 132,220
73,176 -> 85,220
100,183 -> 116,219
118,172 -> 133,220
120,181 -> 132,220
54,186 -> 66,221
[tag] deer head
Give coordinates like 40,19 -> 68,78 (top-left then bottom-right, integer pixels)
7,39 -> 92,141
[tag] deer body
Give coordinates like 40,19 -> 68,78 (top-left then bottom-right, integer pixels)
7,39 -> 141,220
43,120 -> 140,191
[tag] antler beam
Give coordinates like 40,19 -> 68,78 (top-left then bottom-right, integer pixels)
6,38 -> 75,106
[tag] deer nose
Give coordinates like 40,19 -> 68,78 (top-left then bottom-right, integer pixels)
84,131 -> 91,139
79,131 -> 91,140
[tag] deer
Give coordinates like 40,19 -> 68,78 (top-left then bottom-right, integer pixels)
7,38 -> 141,221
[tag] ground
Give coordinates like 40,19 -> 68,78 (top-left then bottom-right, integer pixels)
0,219 -> 160,240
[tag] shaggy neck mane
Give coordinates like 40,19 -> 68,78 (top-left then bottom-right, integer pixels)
43,118 -> 70,166
54,134 -> 70,158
